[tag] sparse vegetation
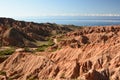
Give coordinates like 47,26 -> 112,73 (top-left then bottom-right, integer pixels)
47,39 -> 54,46
36,39 -> 54,52
24,47 -> 31,52
23,47 -> 36,53
36,44 -> 49,52
0,71 -> 6,76
0,48 -> 15,56
27,75 -> 38,80
9,74 -> 21,79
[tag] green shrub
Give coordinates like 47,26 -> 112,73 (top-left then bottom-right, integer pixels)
47,39 -> 54,46
36,44 -> 48,52
36,39 -> 54,52
23,47 -> 36,53
24,47 -> 31,52
0,48 -> 15,56
27,74 -> 38,80
0,71 -> 6,76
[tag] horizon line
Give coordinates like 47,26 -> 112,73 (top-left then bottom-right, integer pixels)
1,13 -> 120,18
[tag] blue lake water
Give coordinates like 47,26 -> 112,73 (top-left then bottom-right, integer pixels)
30,19 -> 120,26
16,16 -> 120,26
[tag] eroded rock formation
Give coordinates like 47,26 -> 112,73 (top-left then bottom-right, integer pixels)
0,19 -> 120,80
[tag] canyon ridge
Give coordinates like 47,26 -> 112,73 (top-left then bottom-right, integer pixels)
0,18 -> 120,80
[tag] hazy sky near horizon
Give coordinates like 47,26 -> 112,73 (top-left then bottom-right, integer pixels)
0,0 -> 120,17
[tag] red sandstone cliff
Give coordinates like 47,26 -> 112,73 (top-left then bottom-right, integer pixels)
0,25 -> 120,80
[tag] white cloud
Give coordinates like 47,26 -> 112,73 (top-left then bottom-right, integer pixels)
36,13 -> 120,17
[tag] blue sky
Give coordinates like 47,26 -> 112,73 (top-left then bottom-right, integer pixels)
0,0 -> 120,17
